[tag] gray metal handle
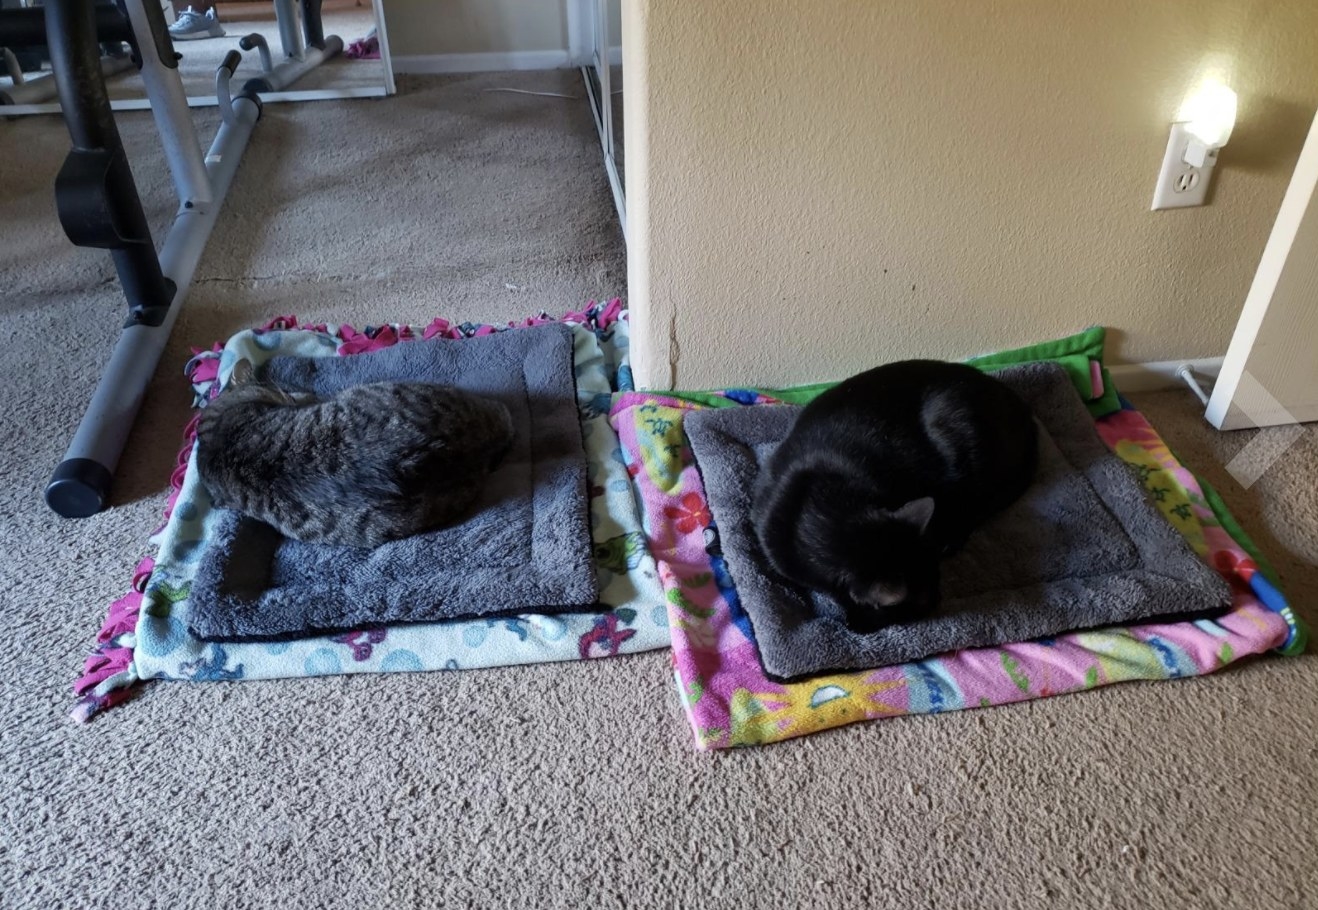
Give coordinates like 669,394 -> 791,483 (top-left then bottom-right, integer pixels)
239,33 -> 273,74
1,48 -> 23,85
215,50 -> 242,124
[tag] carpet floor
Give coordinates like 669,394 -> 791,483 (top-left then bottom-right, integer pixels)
2,72 -> 1315,910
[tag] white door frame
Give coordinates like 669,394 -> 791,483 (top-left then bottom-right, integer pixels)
1205,111 -> 1318,430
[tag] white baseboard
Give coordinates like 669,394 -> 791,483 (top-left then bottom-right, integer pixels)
1108,356 -> 1224,393
392,51 -> 573,75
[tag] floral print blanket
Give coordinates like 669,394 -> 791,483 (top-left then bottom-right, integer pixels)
73,302 -> 669,721
608,329 -> 1304,749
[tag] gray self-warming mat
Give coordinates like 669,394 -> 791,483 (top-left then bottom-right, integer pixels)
187,323 -> 599,642
684,362 -> 1234,682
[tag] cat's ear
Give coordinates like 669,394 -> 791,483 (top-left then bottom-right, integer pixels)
228,358 -> 255,386
893,497 -> 935,534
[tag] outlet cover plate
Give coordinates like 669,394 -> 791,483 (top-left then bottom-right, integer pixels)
1152,123 -> 1212,210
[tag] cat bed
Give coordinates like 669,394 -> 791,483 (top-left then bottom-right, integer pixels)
187,322 -> 596,640
74,304 -> 670,721
683,362 -> 1234,682
607,327 -> 1304,749
183,323 -> 595,640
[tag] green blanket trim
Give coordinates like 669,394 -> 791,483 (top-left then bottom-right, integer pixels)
649,326 -> 1299,655
963,324 -> 1122,417
672,326 -> 1119,415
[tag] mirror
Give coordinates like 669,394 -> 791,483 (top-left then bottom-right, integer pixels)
584,0 -> 624,232
606,0 -> 622,191
0,0 -> 393,113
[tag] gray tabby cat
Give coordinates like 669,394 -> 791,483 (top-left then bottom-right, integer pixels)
195,362 -> 515,548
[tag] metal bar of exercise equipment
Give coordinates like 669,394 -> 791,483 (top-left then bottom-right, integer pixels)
36,0 -> 262,517
240,0 -> 343,94
5,0 -> 346,515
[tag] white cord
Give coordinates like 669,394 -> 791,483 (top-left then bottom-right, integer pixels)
483,88 -> 580,99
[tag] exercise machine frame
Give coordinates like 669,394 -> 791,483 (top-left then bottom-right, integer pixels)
10,0 -> 263,517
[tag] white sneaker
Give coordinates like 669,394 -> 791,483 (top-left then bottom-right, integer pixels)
169,7 -> 226,41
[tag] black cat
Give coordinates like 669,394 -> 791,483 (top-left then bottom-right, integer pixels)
750,360 -> 1039,630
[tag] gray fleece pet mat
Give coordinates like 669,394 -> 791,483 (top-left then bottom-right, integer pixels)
187,323 -> 599,642
684,362 -> 1234,682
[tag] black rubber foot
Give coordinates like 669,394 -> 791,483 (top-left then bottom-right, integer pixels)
46,458 -> 113,518
239,88 -> 265,119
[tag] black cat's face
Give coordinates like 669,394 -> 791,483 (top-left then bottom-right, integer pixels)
835,497 -> 941,631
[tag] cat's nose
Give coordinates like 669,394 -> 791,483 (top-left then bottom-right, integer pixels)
855,581 -> 908,608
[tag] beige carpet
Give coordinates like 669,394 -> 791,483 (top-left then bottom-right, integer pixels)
2,72 -> 1316,910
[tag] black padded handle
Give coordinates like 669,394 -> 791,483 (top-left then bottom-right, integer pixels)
219,49 -> 241,76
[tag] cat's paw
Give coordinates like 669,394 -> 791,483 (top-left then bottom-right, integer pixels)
841,605 -> 886,635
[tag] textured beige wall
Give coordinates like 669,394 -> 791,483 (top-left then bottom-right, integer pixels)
625,0 -> 1318,389
383,0 -> 569,57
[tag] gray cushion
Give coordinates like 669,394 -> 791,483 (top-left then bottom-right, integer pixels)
684,362 -> 1234,682
187,323 -> 599,641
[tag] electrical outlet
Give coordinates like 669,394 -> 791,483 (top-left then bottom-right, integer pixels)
1152,123 -> 1213,210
